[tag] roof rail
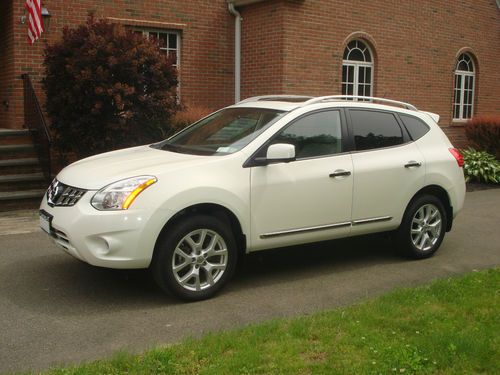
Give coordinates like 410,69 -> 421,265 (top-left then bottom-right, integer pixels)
300,95 -> 418,111
238,95 -> 313,104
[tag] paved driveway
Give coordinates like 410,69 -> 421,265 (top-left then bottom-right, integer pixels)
1,189 -> 499,374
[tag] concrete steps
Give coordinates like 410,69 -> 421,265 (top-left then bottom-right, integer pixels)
0,189 -> 47,200
0,144 -> 38,159
0,129 -> 47,212
0,158 -> 42,174
0,129 -> 36,144
0,172 -> 47,192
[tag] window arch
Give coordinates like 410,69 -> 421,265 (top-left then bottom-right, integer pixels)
453,53 -> 475,120
342,40 -> 374,99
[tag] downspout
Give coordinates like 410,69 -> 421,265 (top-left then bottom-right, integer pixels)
228,2 -> 241,103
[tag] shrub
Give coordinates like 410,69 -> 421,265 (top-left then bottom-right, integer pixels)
464,116 -> 500,158
167,105 -> 214,137
461,148 -> 500,184
43,15 -> 178,158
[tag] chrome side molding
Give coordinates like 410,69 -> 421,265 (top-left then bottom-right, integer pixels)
260,216 -> 393,239
352,216 -> 392,225
260,221 -> 351,239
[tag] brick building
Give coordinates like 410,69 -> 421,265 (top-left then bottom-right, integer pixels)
1,0 -> 500,147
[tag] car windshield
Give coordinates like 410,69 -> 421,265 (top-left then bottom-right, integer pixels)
154,107 -> 285,155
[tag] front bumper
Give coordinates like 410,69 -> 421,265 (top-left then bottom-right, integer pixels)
40,190 -> 170,269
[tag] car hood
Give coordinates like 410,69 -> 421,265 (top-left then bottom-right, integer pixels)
56,145 -> 207,190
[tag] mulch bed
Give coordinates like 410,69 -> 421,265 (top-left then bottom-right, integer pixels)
466,182 -> 500,192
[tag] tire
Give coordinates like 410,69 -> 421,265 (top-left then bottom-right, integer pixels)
397,194 -> 447,259
151,214 -> 238,301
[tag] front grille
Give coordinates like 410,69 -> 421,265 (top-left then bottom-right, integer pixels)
47,179 -> 87,207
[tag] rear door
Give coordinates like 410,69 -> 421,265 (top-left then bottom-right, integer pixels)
347,109 -> 426,234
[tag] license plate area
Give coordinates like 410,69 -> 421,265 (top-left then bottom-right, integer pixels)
39,210 -> 53,234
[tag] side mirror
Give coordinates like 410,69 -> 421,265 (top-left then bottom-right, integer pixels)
266,143 -> 296,161
249,143 -> 296,167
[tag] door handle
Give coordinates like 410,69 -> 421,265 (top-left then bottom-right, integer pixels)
329,170 -> 351,178
405,161 -> 422,168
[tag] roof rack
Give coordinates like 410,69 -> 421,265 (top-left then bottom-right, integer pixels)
300,95 -> 418,111
238,95 -> 313,104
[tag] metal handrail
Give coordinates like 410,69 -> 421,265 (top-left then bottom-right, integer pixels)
22,74 -> 52,183
300,95 -> 418,111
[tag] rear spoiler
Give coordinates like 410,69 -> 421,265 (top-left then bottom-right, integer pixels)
421,111 -> 440,123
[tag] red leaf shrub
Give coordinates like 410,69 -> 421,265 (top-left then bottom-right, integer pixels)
464,116 -> 500,158
168,105 -> 215,136
43,15 -> 178,158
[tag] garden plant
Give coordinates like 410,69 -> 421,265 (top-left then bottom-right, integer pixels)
43,15 -> 178,158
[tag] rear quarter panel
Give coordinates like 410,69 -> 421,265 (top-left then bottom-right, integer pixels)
414,124 -> 466,217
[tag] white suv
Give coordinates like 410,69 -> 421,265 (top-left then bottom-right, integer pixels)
40,95 -> 466,300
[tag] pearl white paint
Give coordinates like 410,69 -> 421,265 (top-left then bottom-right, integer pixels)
40,98 -> 466,269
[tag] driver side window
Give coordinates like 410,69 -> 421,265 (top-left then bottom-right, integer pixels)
273,110 -> 343,159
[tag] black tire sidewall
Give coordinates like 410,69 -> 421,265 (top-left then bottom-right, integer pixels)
398,195 -> 447,259
152,214 -> 238,301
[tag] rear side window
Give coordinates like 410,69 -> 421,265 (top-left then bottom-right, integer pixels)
399,114 -> 430,141
349,110 -> 404,151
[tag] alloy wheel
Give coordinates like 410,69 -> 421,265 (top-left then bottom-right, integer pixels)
410,203 -> 442,251
171,229 -> 228,291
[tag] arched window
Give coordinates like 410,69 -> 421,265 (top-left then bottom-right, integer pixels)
342,40 -> 373,99
453,53 -> 475,120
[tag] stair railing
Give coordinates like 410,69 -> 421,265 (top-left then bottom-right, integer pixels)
22,74 -> 52,183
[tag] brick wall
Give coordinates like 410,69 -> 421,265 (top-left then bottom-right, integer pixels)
239,0 -> 500,147
2,0 -> 236,129
240,0 -> 286,97
0,1 -> 16,129
2,0 -> 499,147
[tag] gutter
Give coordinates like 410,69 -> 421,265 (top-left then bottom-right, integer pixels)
227,0 -> 268,102
227,3 -> 242,103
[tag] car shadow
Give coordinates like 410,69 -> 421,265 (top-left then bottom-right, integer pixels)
232,233 -> 403,288
1,233 -> 405,315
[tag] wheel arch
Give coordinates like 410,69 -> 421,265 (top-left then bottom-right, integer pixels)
153,203 -> 247,261
407,185 -> 453,231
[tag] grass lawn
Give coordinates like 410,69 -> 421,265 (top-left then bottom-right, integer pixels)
39,269 -> 498,375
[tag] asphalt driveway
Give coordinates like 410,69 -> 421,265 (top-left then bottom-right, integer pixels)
1,189 -> 499,374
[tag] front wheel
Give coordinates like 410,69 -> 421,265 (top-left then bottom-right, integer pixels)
152,215 -> 238,301
397,195 -> 447,259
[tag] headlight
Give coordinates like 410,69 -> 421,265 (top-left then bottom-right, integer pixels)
91,176 -> 157,210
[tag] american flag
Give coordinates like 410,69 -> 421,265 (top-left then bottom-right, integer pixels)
25,0 -> 44,44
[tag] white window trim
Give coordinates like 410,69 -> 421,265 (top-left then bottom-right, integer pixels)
342,40 -> 374,99
135,28 -> 181,101
453,59 -> 475,122
342,60 -> 373,97
453,71 -> 474,121
137,29 -> 181,68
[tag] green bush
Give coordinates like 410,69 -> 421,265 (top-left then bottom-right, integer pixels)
461,148 -> 500,184
43,15 -> 178,158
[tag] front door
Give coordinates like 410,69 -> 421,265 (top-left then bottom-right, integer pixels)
249,110 -> 353,251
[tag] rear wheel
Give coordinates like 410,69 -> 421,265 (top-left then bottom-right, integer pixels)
397,195 -> 447,259
152,215 -> 238,301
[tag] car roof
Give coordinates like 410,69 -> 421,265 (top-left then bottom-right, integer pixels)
230,95 -> 440,123
231,100 -> 303,111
